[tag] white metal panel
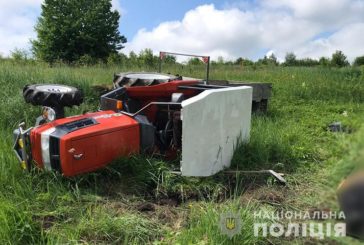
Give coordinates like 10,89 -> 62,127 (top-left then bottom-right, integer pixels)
180,86 -> 252,176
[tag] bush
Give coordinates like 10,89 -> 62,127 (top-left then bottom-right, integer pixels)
284,52 -> 297,66
257,54 -> 279,66
107,52 -> 128,66
10,48 -> 29,63
319,57 -> 330,66
76,54 -> 98,66
296,58 -> 319,67
353,55 -> 364,66
138,49 -> 158,68
188,57 -> 204,65
331,50 -> 349,67
235,57 -> 254,66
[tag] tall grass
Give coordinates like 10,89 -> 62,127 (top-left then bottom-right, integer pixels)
0,60 -> 363,243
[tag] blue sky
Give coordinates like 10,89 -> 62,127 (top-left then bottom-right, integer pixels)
0,0 -> 364,61
120,0 -> 230,40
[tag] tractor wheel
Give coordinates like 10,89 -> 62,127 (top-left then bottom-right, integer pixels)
23,84 -> 83,107
113,72 -> 180,88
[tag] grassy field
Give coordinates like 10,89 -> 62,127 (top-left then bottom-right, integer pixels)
0,60 -> 364,244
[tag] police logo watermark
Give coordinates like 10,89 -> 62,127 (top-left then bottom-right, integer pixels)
219,211 -> 242,238
253,211 -> 347,239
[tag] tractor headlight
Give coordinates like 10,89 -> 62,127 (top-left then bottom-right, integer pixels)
42,107 -> 56,121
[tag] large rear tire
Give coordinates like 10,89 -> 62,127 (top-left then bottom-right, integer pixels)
113,72 -> 180,88
23,84 -> 83,107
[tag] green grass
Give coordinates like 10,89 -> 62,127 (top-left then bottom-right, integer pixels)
0,59 -> 364,244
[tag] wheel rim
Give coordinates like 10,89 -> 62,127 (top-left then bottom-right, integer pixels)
36,85 -> 73,93
126,73 -> 172,80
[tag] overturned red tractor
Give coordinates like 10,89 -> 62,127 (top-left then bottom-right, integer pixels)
14,72 -> 271,177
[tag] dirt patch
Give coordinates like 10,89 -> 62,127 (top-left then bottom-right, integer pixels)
33,214 -> 57,230
257,191 -> 285,204
154,205 -> 188,229
102,196 -> 188,230
136,202 -> 156,212
240,183 -> 288,205
157,197 -> 179,207
42,215 -> 57,229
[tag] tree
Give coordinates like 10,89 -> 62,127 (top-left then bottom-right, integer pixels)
234,57 -> 254,66
319,57 -> 330,66
138,49 -> 158,68
284,52 -> 297,66
257,53 -> 278,66
353,55 -> 364,66
76,54 -> 97,66
163,55 -> 176,64
128,51 -> 138,66
331,50 -> 349,67
268,53 -> 279,65
32,0 -> 126,63
107,52 -> 128,66
11,48 -> 29,62
187,58 -> 203,65
296,58 -> 319,67
217,56 -> 225,64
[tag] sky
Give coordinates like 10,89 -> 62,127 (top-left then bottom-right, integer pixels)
1,0 -> 364,61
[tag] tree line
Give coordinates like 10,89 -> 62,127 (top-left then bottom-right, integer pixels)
232,51 -> 364,67
7,47 -> 364,68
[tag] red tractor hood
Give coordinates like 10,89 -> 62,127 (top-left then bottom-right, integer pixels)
30,111 -> 140,176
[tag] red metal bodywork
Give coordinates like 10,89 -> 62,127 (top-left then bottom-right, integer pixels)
30,111 -> 140,176
126,80 -> 199,122
29,80 -> 201,177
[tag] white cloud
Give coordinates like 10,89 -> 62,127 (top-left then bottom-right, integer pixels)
0,0 -> 42,56
125,1 -> 364,62
293,23 -> 364,60
111,0 -> 126,15
262,0 -> 364,27
125,5 -> 263,60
